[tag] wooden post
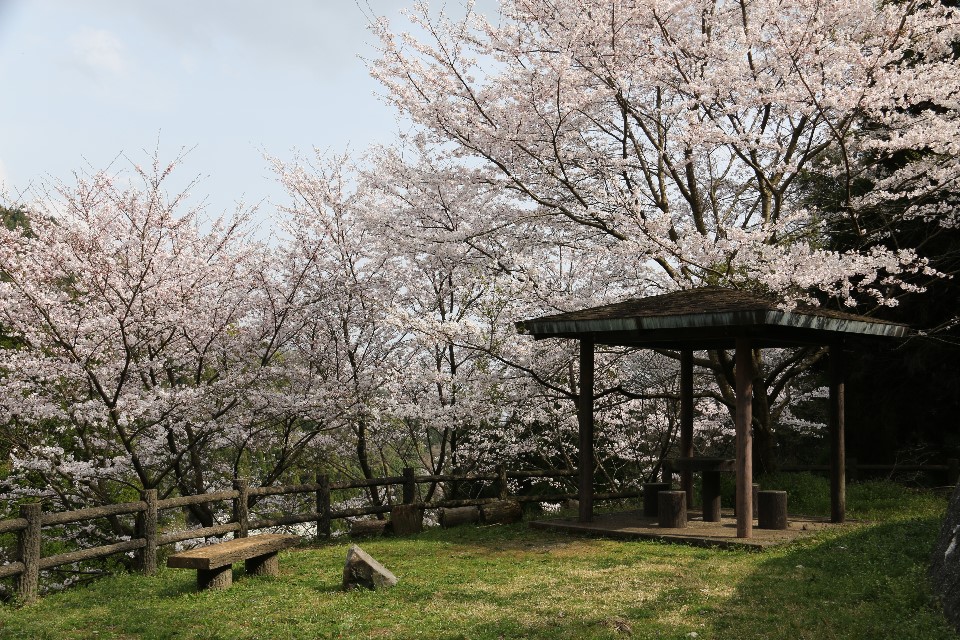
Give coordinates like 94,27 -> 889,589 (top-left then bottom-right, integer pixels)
680,349 -> 695,507
141,489 -> 158,576
578,336 -> 595,523
402,467 -> 416,504
17,503 -> 41,604
316,473 -> 331,539
233,479 -> 249,539
735,338 -> 754,539
496,464 -> 509,500
830,345 -> 846,523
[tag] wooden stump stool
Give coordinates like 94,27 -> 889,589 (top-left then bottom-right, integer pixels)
701,472 -> 722,522
643,482 -> 672,517
658,491 -> 687,528
757,490 -> 788,529
733,483 -> 760,517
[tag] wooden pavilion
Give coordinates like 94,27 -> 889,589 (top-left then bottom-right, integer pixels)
516,287 -> 910,539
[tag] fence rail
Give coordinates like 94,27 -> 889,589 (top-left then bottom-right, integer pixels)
1,465 -> 618,603
778,458 -> 959,484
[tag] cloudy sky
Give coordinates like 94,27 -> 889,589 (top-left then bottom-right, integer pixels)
0,0 -> 496,219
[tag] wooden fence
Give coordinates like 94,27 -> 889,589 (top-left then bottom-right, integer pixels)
778,458 -> 960,484
0,466 -> 641,603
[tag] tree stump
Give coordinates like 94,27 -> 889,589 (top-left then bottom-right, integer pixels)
642,482 -> 671,517
658,491 -> 687,528
439,506 -> 480,528
480,500 -> 522,525
391,504 -> 424,536
757,490 -> 788,529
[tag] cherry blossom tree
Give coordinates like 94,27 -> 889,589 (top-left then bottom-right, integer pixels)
369,0 -> 960,471
0,159 -> 341,527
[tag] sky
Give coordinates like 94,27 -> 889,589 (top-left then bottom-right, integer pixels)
0,0 -> 498,223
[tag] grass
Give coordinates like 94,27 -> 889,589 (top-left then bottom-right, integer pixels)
0,477 -> 955,639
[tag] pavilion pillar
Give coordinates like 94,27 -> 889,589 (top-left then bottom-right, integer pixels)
735,338 -> 754,538
829,345 -> 846,523
578,336 -> 595,523
679,350 -> 694,506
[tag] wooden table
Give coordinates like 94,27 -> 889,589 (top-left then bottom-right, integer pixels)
669,457 -> 735,522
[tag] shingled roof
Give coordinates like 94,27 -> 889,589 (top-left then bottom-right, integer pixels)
516,287 -> 909,348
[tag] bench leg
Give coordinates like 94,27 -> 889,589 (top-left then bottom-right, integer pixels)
702,471 -> 721,522
245,552 -> 279,577
197,565 -> 232,590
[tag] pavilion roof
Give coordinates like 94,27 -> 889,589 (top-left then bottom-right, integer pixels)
516,287 -> 910,349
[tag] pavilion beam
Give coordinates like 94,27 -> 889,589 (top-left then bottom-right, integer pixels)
735,338 -> 754,538
578,336 -> 595,523
829,345 -> 846,523
679,350 -> 694,506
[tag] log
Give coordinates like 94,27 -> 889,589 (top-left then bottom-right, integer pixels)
480,500 -> 522,525
390,504 -> 424,536
757,490 -> 788,530
350,519 -> 390,537
658,491 -> 687,529
41,500 -> 146,526
642,483 -> 672,517
439,506 -> 480,528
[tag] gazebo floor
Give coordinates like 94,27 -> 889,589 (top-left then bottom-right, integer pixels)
529,508 -> 837,551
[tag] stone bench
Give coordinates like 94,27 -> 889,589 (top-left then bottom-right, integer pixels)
167,533 -> 299,590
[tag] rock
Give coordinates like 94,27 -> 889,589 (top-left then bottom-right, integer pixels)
342,545 -> 398,591
930,482 -> 960,630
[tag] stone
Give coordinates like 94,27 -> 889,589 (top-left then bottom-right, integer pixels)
930,483 -> 960,630
342,545 -> 398,591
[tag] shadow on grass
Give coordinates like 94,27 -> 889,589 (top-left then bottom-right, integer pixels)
711,516 -> 957,640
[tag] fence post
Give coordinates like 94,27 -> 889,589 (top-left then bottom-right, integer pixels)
402,467 -> 416,504
496,464 -> 509,500
17,503 -> 41,604
140,489 -> 158,576
233,479 -> 249,539
316,473 -> 331,539
948,459 -> 959,486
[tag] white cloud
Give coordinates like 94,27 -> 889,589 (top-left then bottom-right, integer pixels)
69,27 -> 129,76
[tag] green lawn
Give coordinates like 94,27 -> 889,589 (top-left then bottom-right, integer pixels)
0,479 -> 955,640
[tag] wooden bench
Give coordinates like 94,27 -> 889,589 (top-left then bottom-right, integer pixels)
167,533 -> 299,590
